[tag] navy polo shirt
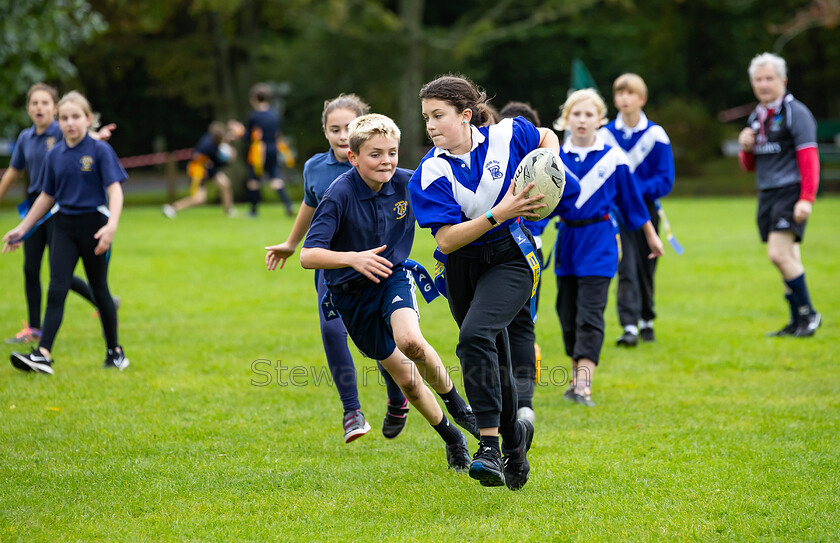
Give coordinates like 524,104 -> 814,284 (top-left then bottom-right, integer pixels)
10,121 -> 63,194
41,134 -> 128,214
245,109 -> 280,145
303,167 -> 415,286
302,149 -> 352,208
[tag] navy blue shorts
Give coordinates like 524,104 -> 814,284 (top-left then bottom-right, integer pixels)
328,268 -> 418,360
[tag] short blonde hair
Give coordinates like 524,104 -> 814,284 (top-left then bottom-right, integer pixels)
553,89 -> 608,131
58,90 -> 100,130
613,73 -> 648,99
348,113 -> 401,154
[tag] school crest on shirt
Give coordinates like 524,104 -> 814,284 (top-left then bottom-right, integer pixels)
45,137 -> 57,151
80,156 -> 94,172
393,200 -> 408,219
485,159 -> 503,180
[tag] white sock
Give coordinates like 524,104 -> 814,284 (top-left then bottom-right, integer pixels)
624,324 -> 639,335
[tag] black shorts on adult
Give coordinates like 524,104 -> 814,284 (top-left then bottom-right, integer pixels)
757,183 -> 806,243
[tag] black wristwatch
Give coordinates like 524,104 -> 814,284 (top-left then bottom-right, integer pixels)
485,210 -> 499,226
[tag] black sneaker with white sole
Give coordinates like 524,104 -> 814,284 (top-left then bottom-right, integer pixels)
469,445 -> 505,487
103,346 -> 130,370
639,327 -> 655,342
10,349 -> 54,375
503,419 -> 535,491
445,432 -> 470,472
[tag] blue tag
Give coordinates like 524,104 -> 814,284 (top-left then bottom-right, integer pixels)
402,259 -> 440,303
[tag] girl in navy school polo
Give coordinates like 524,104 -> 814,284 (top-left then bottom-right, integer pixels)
0,83 -> 105,346
2,91 -> 129,374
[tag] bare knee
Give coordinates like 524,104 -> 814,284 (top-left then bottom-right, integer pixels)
395,335 -> 426,361
246,180 -> 261,191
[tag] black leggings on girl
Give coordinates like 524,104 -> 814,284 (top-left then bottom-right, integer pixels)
40,212 -> 118,352
22,206 -> 96,329
445,234 -> 531,448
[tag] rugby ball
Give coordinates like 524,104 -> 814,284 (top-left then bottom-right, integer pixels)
512,148 -> 566,220
218,143 -> 234,164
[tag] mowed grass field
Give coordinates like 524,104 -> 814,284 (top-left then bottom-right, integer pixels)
1,196 -> 838,542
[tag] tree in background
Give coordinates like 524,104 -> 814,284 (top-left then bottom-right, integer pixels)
0,0 -> 107,139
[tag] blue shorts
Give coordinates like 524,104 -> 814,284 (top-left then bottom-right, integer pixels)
328,267 -> 418,360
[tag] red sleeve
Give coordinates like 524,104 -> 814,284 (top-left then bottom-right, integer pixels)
796,146 -> 820,202
738,150 -> 755,172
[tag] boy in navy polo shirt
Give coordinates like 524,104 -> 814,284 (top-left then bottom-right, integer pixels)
300,114 -> 477,471
3,91 -> 128,374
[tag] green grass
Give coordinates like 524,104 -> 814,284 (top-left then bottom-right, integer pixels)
1,197 -> 839,542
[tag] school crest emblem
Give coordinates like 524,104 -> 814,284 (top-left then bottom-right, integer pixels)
80,156 -> 94,172
393,200 -> 408,219
485,160 -> 503,180
45,137 -> 56,151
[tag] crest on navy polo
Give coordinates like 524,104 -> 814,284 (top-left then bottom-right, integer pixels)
745,94 -> 817,191
40,133 -> 128,214
597,111 -> 674,202
409,117 -> 540,238
9,120 -> 64,195
303,167 -> 416,287
555,138 -> 650,278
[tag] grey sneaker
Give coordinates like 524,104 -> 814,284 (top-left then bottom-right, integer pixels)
343,410 -> 371,443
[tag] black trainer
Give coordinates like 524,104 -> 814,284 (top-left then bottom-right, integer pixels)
10,349 -> 54,375
563,384 -> 576,401
503,419 -> 534,491
794,312 -> 821,338
103,346 -> 130,370
639,327 -> 655,342
766,322 -> 797,337
451,405 -> 480,440
445,432 -> 470,472
468,445 -> 505,487
382,400 -> 409,439
616,331 -> 638,347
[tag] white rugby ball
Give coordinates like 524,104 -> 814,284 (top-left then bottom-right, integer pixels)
512,148 -> 566,220
217,143 -> 234,164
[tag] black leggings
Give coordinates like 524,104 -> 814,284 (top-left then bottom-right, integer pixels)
40,213 -> 118,352
445,233 -> 532,444
22,198 -> 95,328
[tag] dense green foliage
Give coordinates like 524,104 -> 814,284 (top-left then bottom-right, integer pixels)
2,1 -> 838,171
1,197 -> 838,540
